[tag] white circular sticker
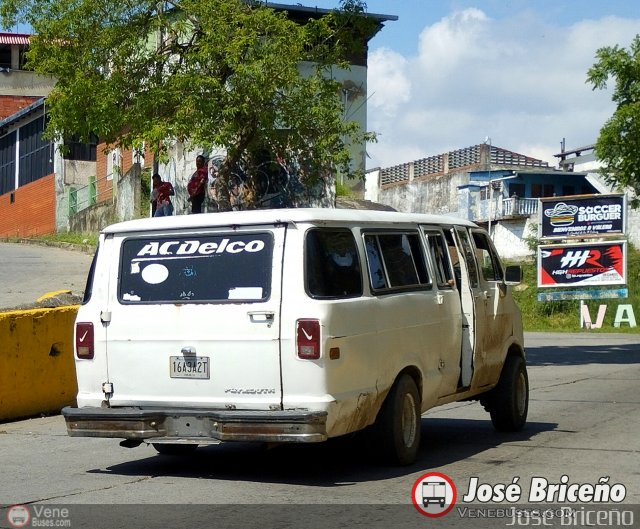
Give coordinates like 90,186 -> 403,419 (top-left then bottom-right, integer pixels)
141,263 -> 169,284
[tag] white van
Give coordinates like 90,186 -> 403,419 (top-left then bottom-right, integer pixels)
63,208 -> 527,465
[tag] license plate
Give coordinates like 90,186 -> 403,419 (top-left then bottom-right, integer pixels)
170,356 -> 210,379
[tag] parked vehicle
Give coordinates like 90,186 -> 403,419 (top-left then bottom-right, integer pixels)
63,208 -> 527,465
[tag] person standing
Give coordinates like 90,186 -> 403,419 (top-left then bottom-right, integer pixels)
152,174 -> 175,217
187,155 -> 208,214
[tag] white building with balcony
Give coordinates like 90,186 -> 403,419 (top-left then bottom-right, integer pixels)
365,143 -> 600,259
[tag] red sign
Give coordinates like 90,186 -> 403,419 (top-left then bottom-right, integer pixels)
538,241 -> 626,288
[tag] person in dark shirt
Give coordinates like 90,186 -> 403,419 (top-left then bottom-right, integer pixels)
187,155 -> 208,213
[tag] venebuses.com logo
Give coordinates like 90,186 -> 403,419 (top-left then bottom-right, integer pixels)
7,505 -> 30,528
7,504 -> 71,528
411,472 -> 457,517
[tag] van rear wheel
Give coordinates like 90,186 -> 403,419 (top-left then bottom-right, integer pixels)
373,374 -> 421,465
486,355 -> 529,431
152,443 -> 199,456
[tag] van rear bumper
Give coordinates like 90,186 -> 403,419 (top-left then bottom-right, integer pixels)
62,406 -> 328,443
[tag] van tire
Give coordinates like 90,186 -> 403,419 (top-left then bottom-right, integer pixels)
487,355 -> 528,432
152,443 -> 199,456
373,374 -> 421,465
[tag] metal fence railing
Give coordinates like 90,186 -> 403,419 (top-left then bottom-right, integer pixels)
502,197 -> 538,217
67,172 -> 116,216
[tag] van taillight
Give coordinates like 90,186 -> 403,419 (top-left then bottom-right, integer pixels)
296,319 -> 320,359
76,322 -> 94,359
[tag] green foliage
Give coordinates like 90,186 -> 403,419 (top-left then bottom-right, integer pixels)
512,244 -> 640,333
27,232 -> 99,247
586,35 -> 640,202
335,179 -> 353,197
522,222 -> 540,253
139,168 -> 152,218
1,0 -> 376,209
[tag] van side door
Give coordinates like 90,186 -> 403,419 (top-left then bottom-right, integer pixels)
443,227 -> 486,388
422,228 -> 463,396
470,229 -> 512,387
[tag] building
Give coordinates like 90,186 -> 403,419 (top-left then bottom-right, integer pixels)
365,143 -> 609,259
0,33 -> 54,119
0,5 -> 396,235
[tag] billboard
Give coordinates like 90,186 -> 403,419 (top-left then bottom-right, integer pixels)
538,241 -> 627,288
539,194 -> 625,239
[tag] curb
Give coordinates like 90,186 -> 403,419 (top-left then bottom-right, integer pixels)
2,237 -> 96,255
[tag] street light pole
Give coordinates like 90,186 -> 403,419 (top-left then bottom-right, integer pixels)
484,137 -> 493,238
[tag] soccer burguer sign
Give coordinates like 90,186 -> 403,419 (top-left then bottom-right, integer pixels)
539,194 -> 625,240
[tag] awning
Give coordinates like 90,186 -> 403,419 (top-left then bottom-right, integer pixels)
0,33 -> 31,46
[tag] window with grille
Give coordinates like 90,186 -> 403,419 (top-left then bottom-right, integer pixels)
18,117 -> 54,186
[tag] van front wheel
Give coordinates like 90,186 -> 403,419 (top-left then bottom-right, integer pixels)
486,355 -> 529,432
373,374 -> 421,465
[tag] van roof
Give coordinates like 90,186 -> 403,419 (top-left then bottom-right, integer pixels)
102,208 -> 478,235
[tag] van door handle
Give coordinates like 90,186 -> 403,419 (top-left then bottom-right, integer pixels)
482,291 -> 492,300
248,312 -> 275,327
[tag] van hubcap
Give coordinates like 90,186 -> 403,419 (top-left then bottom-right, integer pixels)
401,393 -> 417,447
515,371 -> 527,416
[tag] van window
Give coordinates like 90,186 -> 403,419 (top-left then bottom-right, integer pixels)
471,231 -> 504,281
82,247 -> 99,305
305,229 -> 362,298
364,232 -> 430,291
118,233 -> 273,303
424,231 -> 454,288
450,228 -> 480,289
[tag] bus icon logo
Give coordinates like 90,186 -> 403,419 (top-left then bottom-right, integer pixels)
411,472 -> 457,517
423,480 -> 446,508
7,505 -> 30,528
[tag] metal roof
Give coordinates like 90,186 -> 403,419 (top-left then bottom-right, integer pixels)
553,145 -> 595,158
0,97 -> 45,134
0,33 -> 31,46
263,2 -> 397,22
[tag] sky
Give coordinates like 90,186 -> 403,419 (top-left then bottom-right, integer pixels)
306,1 -> 640,170
4,1 -> 638,171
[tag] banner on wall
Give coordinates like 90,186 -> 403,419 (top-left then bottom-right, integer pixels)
538,194 -> 625,239
538,241 -> 626,288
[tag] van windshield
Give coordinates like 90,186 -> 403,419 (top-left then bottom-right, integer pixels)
118,232 -> 273,303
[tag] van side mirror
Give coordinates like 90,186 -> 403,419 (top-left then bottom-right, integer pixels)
504,265 -> 522,284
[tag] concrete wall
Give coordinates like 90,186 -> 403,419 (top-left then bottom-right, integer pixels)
376,170 -> 467,216
68,201 -> 115,234
0,306 -> 78,421
0,70 -> 54,98
116,163 -> 142,221
492,218 -> 536,260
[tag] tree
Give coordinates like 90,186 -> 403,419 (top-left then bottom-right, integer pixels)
587,35 -> 640,203
0,0 -> 377,209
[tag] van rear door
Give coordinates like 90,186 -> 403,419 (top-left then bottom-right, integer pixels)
103,225 -> 285,410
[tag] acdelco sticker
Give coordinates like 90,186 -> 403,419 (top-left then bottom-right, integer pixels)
135,238 -> 266,258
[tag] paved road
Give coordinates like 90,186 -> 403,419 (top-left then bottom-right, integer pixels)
0,333 -> 638,528
0,242 -> 94,309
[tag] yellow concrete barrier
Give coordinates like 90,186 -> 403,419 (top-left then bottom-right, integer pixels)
0,306 -> 79,421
